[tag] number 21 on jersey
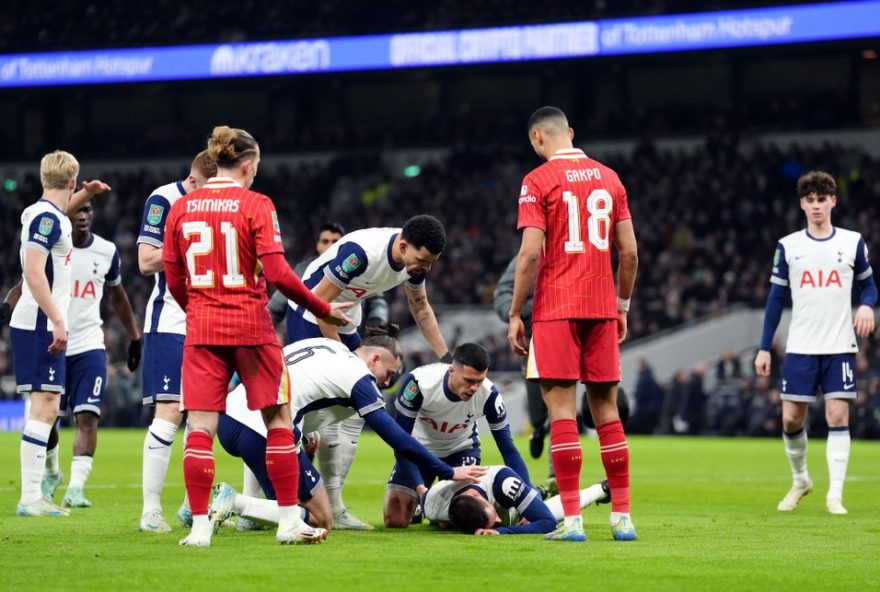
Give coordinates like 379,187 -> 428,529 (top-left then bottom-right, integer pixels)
561,189 -> 612,253
182,220 -> 246,288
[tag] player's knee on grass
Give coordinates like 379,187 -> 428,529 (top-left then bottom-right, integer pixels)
383,489 -> 418,528
303,488 -> 333,530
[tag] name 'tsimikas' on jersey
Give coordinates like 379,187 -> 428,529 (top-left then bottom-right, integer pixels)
10,200 -> 73,332
288,228 -> 425,335
67,234 -> 121,356
137,180 -> 187,335
771,228 -> 873,354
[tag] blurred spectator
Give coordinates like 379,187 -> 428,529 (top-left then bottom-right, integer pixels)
628,359 -> 665,434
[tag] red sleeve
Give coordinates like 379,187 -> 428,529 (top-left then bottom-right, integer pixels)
614,175 -> 631,223
252,195 -> 285,257
261,252 -> 331,318
516,171 -> 547,232
164,257 -> 188,310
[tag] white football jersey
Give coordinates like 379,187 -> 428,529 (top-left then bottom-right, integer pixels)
288,228 -> 426,335
423,465 -> 537,523
395,363 -> 508,457
771,227 -> 872,354
67,234 -> 122,356
137,181 -> 187,335
224,338 -> 385,437
10,200 -> 73,332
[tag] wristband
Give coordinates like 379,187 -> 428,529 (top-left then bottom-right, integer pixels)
617,297 -> 631,313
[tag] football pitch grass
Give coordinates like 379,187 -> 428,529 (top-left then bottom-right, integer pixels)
0,430 -> 877,591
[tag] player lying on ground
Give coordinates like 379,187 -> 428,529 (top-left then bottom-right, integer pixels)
211,332 -> 487,531
420,465 -> 609,536
384,342 -> 531,528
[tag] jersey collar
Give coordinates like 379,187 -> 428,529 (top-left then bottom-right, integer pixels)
204,176 -> 242,188
74,234 -> 95,249
442,370 -> 460,402
38,198 -> 66,215
453,485 -> 488,501
805,227 -> 836,242
176,180 -> 187,195
549,148 -> 587,161
387,232 -> 404,272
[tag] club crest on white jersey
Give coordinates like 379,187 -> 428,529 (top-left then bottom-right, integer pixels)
770,227 -> 872,354
67,234 -> 121,356
11,200 -> 73,332
289,228 -> 425,334
395,363 -> 507,457
138,181 -> 187,335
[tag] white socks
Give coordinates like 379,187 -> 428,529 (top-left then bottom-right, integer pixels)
545,482 -> 607,520
142,418 -> 179,514
69,456 -> 94,489
243,464 -> 262,497
318,416 -> 364,514
45,442 -> 61,476
783,428 -> 810,485
826,427 -> 850,500
236,493 -> 308,525
20,420 -> 52,505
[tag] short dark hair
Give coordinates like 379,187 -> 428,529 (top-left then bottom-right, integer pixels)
453,343 -> 490,372
797,171 -> 836,198
318,221 -> 346,237
361,324 -> 403,361
448,494 -> 489,534
527,106 -> 568,132
401,215 -> 446,255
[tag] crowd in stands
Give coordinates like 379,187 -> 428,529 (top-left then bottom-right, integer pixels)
627,336 -> 880,439
2,1 -> 829,52
1,138 -> 878,435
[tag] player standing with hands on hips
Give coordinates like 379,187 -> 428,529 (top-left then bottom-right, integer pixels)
755,171 -> 876,515
508,107 -> 638,542
162,126 -> 351,547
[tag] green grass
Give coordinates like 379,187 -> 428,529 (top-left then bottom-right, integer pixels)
0,430 -> 878,591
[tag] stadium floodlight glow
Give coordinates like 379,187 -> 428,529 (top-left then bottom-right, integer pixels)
1,1 -> 879,88
403,165 -> 422,178
3,178 -> 17,191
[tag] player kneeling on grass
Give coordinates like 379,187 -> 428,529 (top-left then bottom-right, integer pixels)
420,465 -> 609,537
210,330 -> 487,531
384,343 -> 531,528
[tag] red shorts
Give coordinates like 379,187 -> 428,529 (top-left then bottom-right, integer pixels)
526,319 -> 620,383
181,342 -> 290,413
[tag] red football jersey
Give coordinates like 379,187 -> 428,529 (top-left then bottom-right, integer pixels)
517,148 -> 631,321
163,177 -> 285,345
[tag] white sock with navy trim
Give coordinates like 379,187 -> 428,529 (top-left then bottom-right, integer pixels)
142,418 -> 178,514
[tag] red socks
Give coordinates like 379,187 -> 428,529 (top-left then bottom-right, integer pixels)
183,430 -> 215,516
266,428 -> 299,507
597,419 -> 630,513
549,419 -> 582,518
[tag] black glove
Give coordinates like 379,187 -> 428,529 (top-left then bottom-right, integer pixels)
440,351 -> 454,364
127,338 -> 143,372
0,303 -> 11,328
